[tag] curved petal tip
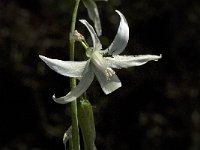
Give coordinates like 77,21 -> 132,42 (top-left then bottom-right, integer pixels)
52,94 -> 70,104
107,10 -> 129,55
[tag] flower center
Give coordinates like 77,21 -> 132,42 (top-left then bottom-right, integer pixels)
91,50 -> 115,80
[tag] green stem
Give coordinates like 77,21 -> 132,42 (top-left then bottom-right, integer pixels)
69,0 -> 81,150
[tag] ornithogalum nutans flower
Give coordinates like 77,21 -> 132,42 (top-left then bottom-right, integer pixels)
39,10 -> 162,104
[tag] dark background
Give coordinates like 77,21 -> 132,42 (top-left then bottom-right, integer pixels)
1,0 -> 200,149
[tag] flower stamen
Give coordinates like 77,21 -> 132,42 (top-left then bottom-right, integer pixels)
105,67 -> 115,80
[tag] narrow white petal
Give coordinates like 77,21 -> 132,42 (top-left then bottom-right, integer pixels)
53,65 -> 94,104
92,64 -> 121,94
107,10 -> 129,55
105,54 -> 162,69
39,55 -> 87,77
82,0 -> 102,36
79,19 -> 102,51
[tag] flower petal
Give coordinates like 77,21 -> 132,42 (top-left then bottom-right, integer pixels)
105,54 -> 162,69
39,55 -> 87,77
91,64 -> 121,94
53,63 -> 94,104
107,10 -> 129,55
79,19 -> 102,51
82,0 -> 102,36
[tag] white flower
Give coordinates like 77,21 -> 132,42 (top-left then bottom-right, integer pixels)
82,0 -> 108,36
39,10 -> 162,104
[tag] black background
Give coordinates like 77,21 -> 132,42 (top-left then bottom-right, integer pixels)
0,0 -> 200,149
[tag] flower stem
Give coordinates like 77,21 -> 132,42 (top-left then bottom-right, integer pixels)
69,0 -> 81,150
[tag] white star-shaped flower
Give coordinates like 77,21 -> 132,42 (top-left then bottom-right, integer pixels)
39,10 -> 162,104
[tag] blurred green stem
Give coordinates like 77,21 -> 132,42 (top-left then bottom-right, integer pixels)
69,0 -> 81,150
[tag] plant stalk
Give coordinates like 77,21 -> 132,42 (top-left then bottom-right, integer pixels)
69,0 -> 81,150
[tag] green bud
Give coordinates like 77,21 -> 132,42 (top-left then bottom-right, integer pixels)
77,98 -> 96,150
